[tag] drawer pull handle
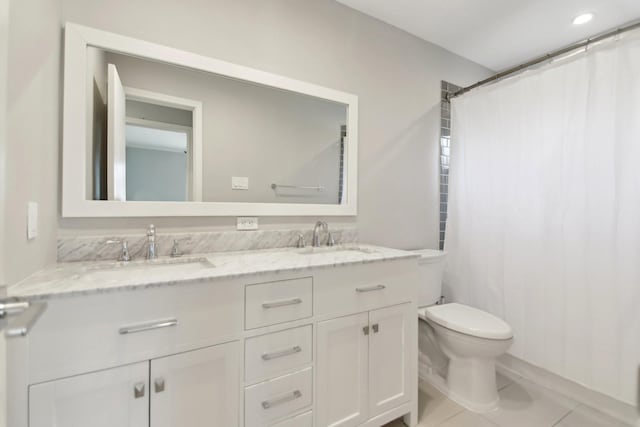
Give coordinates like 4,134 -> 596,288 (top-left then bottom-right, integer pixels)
261,298 -> 303,309
119,318 -> 178,335
355,284 -> 386,293
261,390 -> 302,409
154,378 -> 165,393
134,382 -> 145,399
262,345 -> 302,361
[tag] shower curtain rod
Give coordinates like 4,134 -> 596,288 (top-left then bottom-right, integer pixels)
449,19 -> 640,100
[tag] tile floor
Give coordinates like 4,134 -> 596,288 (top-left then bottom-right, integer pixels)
384,373 -> 632,427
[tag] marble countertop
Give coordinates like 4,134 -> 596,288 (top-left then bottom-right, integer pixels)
8,244 -> 421,301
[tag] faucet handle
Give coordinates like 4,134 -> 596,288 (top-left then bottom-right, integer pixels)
296,233 -> 306,248
170,240 -> 183,258
105,239 -> 131,262
327,232 -> 336,247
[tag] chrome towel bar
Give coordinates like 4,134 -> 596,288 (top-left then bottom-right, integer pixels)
271,183 -> 324,192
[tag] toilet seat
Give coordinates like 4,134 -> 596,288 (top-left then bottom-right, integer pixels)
422,303 -> 513,340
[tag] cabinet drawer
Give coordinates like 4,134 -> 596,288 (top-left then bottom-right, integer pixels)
245,367 -> 312,427
245,277 -> 313,330
28,280 -> 243,383
270,411 -> 312,427
314,260 -> 418,317
245,325 -> 312,384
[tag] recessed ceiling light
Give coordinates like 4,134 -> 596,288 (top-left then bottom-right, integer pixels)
573,13 -> 594,25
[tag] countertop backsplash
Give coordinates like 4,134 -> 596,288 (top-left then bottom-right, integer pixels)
57,227 -> 358,262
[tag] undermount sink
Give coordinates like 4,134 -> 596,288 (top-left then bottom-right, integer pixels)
80,256 -> 215,281
295,245 -> 378,256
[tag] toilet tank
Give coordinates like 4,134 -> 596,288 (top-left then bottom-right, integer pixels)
411,249 -> 447,308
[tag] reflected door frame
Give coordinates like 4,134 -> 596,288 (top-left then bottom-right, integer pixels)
124,86 -> 203,202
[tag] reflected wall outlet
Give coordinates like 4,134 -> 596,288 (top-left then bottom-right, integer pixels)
231,176 -> 249,190
27,202 -> 38,240
237,217 -> 258,231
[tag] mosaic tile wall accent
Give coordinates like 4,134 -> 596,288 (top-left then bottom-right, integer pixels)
439,81 -> 461,250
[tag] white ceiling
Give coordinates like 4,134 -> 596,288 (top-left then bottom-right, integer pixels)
126,125 -> 188,153
336,0 -> 640,71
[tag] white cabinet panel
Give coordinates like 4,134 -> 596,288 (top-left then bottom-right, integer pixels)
316,313 -> 369,427
29,362 -> 149,427
245,277 -> 313,330
150,342 -> 240,427
314,260 -> 417,318
245,367 -> 313,427
270,410 -> 313,427
368,303 -> 412,417
245,325 -> 312,384
29,280 -> 243,384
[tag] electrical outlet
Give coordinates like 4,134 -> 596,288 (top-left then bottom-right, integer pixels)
231,176 -> 249,190
237,217 -> 258,231
27,202 -> 38,240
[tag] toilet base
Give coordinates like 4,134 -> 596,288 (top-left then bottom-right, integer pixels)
420,364 -> 500,413
446,356 -> 500,412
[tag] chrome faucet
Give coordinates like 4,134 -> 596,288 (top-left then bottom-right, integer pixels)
146,224 -> 157,260
312,221 -> 336,247
105,239 -> 131,262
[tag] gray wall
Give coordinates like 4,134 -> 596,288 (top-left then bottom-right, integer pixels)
4,0 -> 491,285
0,0 -> 9,425
104,51 -> 345,205
126,147 -> 188,202
4,0 -> 60,285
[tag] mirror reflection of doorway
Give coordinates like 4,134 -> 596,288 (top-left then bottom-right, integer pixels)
125,123 -> 190,202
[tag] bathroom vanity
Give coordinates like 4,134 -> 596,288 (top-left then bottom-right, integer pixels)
6,245 -> 420,427
3,21 -> 423,427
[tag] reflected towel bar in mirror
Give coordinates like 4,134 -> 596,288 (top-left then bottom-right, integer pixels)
271,183 -> 325,192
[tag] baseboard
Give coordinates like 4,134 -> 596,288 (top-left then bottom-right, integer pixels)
497,354 -> 638,426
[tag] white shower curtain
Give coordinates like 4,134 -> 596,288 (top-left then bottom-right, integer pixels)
446,33 -> 640,405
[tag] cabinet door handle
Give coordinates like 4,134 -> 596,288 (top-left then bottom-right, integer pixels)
355,284 -> 386,293
119,318 -> 178,335
261,390 -> 302,409
261,298 -> 302,309
372,323 -> 379,333
363,326 -> 370,335
154,378 -> 165,393
4,301 -> 47,338
134,382 -> 145,399
262,345 -> 302,361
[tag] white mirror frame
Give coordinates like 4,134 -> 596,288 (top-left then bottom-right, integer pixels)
62,22 -> 358,217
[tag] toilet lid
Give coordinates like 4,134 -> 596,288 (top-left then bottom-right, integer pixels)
424,303 -> 513,340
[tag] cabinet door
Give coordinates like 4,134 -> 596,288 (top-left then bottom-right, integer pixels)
368,303 -> 413,417
29,362 -> 149,427
316,313 -> 369,427
150,342 -> 240,427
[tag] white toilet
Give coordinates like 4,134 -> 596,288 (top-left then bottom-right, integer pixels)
413,249 -> 513,413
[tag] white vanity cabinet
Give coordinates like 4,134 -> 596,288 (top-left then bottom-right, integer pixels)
29,342 -> 240,427
29,361 -> 150,427
150,343 -> 240,427
13,254 -> 419,427
316,304 -> 413,427
316,312 -> 370,427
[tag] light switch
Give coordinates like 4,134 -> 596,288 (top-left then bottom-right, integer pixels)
237,217 -> 258,231
27,202 -> 38,240
231,176 -> 249,190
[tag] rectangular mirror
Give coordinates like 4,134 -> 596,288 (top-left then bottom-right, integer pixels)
63,23 -> 358,217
